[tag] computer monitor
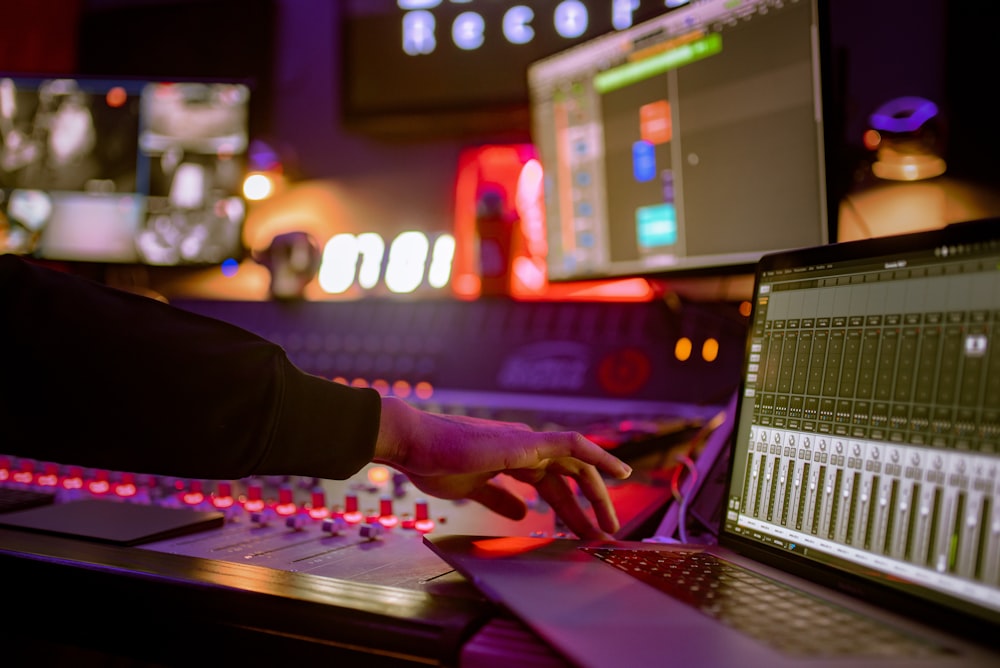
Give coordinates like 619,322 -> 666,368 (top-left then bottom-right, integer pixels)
529,0 -> 832,282
0,75 -> 251,266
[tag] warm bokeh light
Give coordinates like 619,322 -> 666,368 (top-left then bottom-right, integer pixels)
674,337 -> 693,362
702,337 -> 719,362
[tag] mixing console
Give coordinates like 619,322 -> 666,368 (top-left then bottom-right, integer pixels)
0,295 -> 745,665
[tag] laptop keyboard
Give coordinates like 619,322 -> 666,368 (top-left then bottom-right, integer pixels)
582,547 -> 946,657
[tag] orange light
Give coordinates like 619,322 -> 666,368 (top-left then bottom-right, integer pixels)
371,378 -> 390,395
738,300 -> 752,317
863,128 -> 881,151
415,381 -> 434,400
471,536 -> 555,555
675,337 -> 693,362
392,380 -> 412,398
350,378 -> 369,388
702,337 -> 719,362
367,466 -> 391,486
106,86 -> 127,108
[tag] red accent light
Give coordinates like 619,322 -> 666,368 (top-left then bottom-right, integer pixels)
274,486 -> 297,516
377,497 -> 399,529
343,493 -> 363,524
88,470 -> 110,495
243,481 -> 265,512
37,464 -> 59,487
211,481 -> 235,509
115,472 -> 138,498
307,488 -> 329,519
13,461 -> 34,485
62,466 -> 83,490
412,498 -> 434,532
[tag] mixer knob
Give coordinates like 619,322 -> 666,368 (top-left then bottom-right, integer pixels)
343,492 -> 363,524
181,480 -> 206,506
274,485 -> 298,517
307,487 -> 330,520
12,459 -> 35,485
37,463 -> 60,488
285,514 -> 306,531
378,496 -> 399,529
359,523 -> 384,540
88,469 -> 111,495
243,479 -> 266,514
413,499 -> 435,533
114,472 -> 138,499
211,481 -> 237,510
322,516 -> 348,535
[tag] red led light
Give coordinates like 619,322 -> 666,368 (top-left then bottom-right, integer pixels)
243,481 -> 265,513
181,480 -> 205,505
13,461 -> 34,485
115,473 -> 137,498
37,464 -> 59,488
274,486 -> 297,516
211,481 -> 235,509
307,488 -> 330,519
342,493 -> 363,524
88,470 -> 110,495
412,499 -> 434,532
62,466 -> 83,490
378,497 -> 399,529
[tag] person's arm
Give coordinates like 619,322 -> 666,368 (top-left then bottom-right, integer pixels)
1,254 -> 631,538
0,254 -> 380,480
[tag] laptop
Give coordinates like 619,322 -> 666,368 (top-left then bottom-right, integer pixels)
426,218 -> 1000,667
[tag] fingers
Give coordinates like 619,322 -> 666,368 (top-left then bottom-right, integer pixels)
534,471 -> 615,540
539,432 -> 633,481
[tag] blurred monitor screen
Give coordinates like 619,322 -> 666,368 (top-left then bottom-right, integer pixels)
529,0 -> 831,281
0,76 -> 250,266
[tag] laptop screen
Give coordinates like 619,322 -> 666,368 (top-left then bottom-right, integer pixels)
726,218 -> 1000,627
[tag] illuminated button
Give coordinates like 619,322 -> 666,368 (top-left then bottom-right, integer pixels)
307,487 -> 330,520
114,472 -> 138,498
88,470 -> 111,495
62,466 -> 84,491
342,493 -> 363,524
13,460 -> 35,485
0,456 -> 10,482
181,480 -> 205,506
243,480 -> 266,514
413,499 -> 435,533
37,463 -> 60,488
211,481 -> 236,509
274,485 -> 297,517
378,496 -> 399,529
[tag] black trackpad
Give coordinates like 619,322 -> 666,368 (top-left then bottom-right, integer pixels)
0,498 -> 224,546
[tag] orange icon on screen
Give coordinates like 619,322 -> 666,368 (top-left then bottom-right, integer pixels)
640,100 -> 672,145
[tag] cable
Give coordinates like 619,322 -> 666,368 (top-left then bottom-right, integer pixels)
671,455 -> 698,544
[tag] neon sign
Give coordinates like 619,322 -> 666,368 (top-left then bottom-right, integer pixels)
397,1 -> 684,55
318,231 -> 456,295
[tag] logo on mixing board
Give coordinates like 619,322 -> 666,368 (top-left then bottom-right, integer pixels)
497,342 -> 590,392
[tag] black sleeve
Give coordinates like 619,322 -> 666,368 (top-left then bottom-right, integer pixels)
0,254 -> 381,480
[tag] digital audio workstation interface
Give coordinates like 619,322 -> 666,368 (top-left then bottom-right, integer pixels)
530,0 -> 829,281
731,241 -> 1000,611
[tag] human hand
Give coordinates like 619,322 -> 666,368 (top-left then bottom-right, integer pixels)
373,397 -> 632,540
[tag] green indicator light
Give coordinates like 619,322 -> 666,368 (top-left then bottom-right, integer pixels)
593,33 -> 723,94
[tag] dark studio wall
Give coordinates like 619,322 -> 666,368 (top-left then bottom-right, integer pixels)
2,0 -> 995,260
